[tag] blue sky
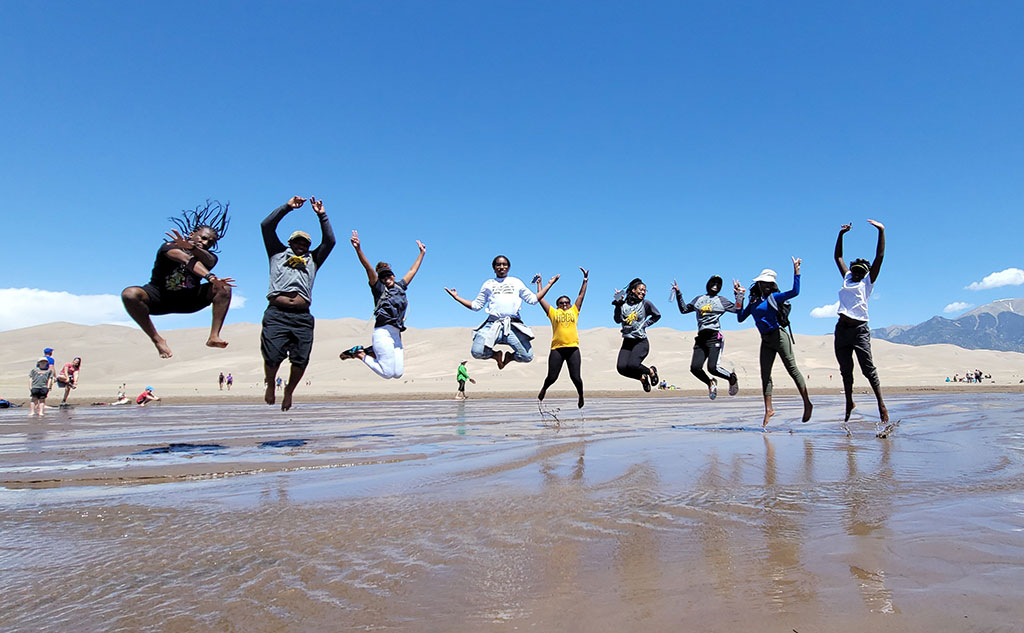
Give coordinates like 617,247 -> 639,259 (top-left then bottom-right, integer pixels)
1,1 -> 1021,334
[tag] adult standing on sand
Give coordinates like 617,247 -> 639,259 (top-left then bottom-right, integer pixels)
260,195 -> 336,411
455,361 -> 475,399
612,278 -> 661,392
218,372 -> 225,390
738,257 -> 813,427
535,268 -> 589,408
834,220 -> 889,430
671,275 -> 745,399
56,357 -> 82,405
121,201 -> 235,358
338,230 -> 426,379
445,256 -> 555,369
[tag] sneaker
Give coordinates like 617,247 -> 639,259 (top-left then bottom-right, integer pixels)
339,345 -> 363,360
728,375 -> 739,396
709,379 -> 718,400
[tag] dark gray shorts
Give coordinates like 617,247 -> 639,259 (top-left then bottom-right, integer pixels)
30,387 -> 49,399
261,305 -> 315,368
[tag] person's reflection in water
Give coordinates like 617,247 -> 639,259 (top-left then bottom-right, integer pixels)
695,451 -> 740,600
612,462 -> 663,622
759,435 -> 819,610
843,437 -> 899,614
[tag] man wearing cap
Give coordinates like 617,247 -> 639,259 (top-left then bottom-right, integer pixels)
260,195 -> 336,411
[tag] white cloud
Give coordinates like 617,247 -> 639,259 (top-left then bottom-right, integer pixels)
0,288 -> 247,331
0,288 -> 125,331
943,301 -> 973,314
965,267 -> 1024,291
810,301 -> 839,319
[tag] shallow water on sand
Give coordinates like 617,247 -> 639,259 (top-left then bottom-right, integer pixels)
2,395 -> 1023,632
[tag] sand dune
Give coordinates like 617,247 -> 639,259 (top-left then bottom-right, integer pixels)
2,319 -> 1022,401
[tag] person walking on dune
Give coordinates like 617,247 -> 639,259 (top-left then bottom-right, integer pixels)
260,195 -> 336,411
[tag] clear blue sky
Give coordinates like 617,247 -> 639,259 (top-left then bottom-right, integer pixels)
2,1 -> 1021,334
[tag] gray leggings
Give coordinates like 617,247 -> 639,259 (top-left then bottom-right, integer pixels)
759,328 -> 806,396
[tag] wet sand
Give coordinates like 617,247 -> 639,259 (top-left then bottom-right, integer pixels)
2,395 -> 1023,632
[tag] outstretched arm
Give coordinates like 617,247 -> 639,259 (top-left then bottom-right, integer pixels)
350,230 -> 377,284
402,240 -> 426,285
445,286 -> 478,310
309,197 -> 336,268
868,219 -> 885,283
574,267 -> 589,310
835,223 -> 851,276
536,276 -> 552,313
262,196 -> 305,256
536,274 -> 559,303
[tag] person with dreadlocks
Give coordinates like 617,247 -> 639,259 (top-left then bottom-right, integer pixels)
338,230 -> 426,379
671,275 -> 745,399
612,277 -> 661,392
260,195 -> 336,411
738,257 -> 812,427
834,219 -> 889,428
121,201 -> 235,358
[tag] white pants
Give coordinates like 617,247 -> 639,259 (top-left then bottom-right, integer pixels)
362,325 -> 405,379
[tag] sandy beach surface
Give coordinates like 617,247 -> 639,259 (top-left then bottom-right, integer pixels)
1,319 -> 1022,404
2,394 -> 1023,632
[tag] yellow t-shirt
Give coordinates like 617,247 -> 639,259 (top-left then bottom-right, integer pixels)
548,305 -> 580,349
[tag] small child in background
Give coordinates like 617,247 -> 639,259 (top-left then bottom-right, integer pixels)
29,357 -> 54,416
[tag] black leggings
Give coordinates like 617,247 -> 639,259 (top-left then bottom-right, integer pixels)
690,330 -> 734,386
539,347 -> 583,399
616,337 -> 650,381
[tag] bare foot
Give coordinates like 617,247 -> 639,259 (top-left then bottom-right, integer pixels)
844,400 -> 856,422
878,403 -> 889,424
206,336 -> 229,349
264,383 -> 275,405
494,352 -> 508,370
802,400 -> 814,422
281,390 -> 293,411
762,408 -> 775,427
153,337 -> 172,358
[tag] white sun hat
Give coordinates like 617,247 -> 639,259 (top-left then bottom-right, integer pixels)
752,269 -> 777,284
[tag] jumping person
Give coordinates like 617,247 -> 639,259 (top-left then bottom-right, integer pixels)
29,357 -> 54,417
612,278 -> 661,392
536,268 -> 589,408
121,201 -> 235,358
338,231 -> 426,379
738,257 -> 813,427
444,256 -> 555,369
260,195 -> 336,411
834,219 -> 889,427
56,357 -> 81,405
455,361 -> 475,399
672,276 -> 746,399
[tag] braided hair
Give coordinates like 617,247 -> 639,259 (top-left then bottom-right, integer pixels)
169,200 -> 230,253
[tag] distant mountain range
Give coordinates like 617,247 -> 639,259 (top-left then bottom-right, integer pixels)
872,298 -> 1024,352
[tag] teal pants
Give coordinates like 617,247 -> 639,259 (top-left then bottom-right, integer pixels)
760,329 -> 806,396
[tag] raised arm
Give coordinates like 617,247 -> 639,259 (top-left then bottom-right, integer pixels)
262,196 -> 304,256
671,279 -> 694,314
309,197 -> 336,268
536,274 -> 559,303
402,240 -> 427,285
835,222 -> 851,276
574,267 -> 589,310
732,279 -> 746,313
350,230 -> 377,284
536,276 -> 552,313
776,257 -> 802,302
867,219 -> 885,283
612,289 -> 625,323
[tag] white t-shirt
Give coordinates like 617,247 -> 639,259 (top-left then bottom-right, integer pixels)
471,276 -> 537,318
837,271 -> 873,322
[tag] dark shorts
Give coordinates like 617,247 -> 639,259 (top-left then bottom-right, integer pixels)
142,284 -> 214,316
261,304 -> 315,368
30,387 -> 48,399
56,378 -> 70,389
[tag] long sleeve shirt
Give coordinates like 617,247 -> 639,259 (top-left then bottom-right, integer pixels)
613,298 -> 661,339
738,274 -> 800,334
469,277 -> 537,319
676,292 -> 738,332
261,205 -> 336,304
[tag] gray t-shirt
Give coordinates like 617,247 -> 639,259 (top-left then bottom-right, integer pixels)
677,293 -> 738,332
30,367 -> 53,390
371,278 -> 409,330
